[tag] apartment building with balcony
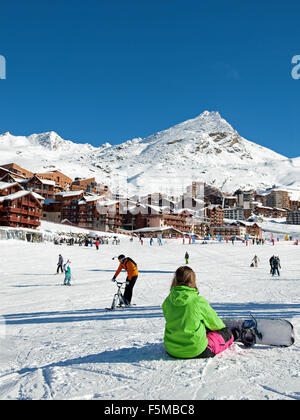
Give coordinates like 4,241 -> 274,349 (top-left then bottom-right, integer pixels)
0,182 -> 42,229
22,175 -> 57,200
36,170 -> 73,191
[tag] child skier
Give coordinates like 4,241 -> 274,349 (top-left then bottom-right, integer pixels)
63,260 -> 72,285
162,266 -> 234,358
251,255 -> 259,268
185,252 -> 189,264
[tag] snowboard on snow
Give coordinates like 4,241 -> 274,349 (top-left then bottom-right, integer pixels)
223,317 -> 295,347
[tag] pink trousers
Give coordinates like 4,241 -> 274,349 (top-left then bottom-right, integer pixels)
206,331 -> 234,355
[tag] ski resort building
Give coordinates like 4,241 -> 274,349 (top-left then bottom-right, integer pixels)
21,175 -> 57,200
205,204 -> 224,225
288,200 -> 300,211
234,189 -> 255,219
286,210 -> 300,225
0,182 -> 43,229
70,177 -> 111,196
209,221 -> 261,239
0,163 -> 34,179
54,190 -> 84,225
263,190 -> 290,210
71,177 -> 98,193
223,207 -> 244,220
133,226 -> 184,238
193,221 -> 210,237
42,199 -> 62,223
254,206 -> 287,219
209,224 -> 244,239
36,170 -> 73,191
49,193 -> 122,232
94,198 -> 123,232
122,205 -> 192,233
0,171 -> 27,184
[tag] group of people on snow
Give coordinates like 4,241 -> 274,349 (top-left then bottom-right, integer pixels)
269,255 -> 281,276
111,256 -> 240,357
250,254 -> 281,276
54,236 -> 285,360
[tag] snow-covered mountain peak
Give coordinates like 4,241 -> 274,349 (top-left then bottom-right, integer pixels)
130,111 -> 282,168
0,131 -> 12,137
168,110 -> 233,133
29,131 -> 67,150
0,111 -> 298,196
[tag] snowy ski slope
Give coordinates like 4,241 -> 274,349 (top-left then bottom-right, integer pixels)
0,238 -> 299,400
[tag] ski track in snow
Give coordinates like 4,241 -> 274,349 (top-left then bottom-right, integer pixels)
0,238 -> 299,400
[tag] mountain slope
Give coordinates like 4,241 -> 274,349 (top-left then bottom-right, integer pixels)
0,111 -> 299,195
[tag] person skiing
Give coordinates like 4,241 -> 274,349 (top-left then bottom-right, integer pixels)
57,254 -> 64,274
271,256 -> 281,277
112,255 -> 138,305
269,255 -> 275,274
162,266 -> 234,359
63,260 -> 72,285
185,252 -> 189,264
251,255 -> 259,268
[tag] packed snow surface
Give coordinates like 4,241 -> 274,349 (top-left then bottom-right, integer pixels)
0,238 -> 299,400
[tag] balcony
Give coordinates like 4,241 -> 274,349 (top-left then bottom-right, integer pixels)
4,206 -> 41,217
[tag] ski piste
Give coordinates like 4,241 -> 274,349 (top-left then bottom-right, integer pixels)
223,316 -> 295,347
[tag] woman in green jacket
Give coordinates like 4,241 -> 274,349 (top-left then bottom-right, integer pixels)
162,266 -> 234,358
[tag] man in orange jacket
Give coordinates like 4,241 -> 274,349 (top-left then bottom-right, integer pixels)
112,254 -> 138,305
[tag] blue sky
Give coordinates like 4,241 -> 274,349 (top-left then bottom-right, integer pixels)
0,0 -> 300,157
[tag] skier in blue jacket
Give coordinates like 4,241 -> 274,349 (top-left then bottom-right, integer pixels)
63,260 -> 72,285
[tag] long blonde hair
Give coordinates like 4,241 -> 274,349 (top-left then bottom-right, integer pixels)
171,266 -> 198,290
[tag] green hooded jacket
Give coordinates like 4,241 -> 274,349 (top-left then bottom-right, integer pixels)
162,286 -> 225,358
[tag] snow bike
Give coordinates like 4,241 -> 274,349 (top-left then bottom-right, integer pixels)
106,281 -> 127,311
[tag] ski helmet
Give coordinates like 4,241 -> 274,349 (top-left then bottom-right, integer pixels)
118,254 -> 126,261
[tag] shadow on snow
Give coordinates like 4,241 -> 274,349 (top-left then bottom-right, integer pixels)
3,302 -> 299,327
4,306 -> 164,325
16,341 -> 170,377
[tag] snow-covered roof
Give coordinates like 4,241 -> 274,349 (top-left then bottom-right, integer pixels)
225,219 -> 261,227
206,204 -> 223,210
133,226 -> 183,234
22,176 -> 56,186
174,208 -> 195,214
0,190 -> 43,206
0,174 -> 25,182
0,181 -> 20,190
256,205 -> 286,212
96,199 -> 119,207
78,195 -> 102,205
39,178 -> 56,186
55,190 -> 84,197
0,190 -> 30,202
32,192 -> 45,201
